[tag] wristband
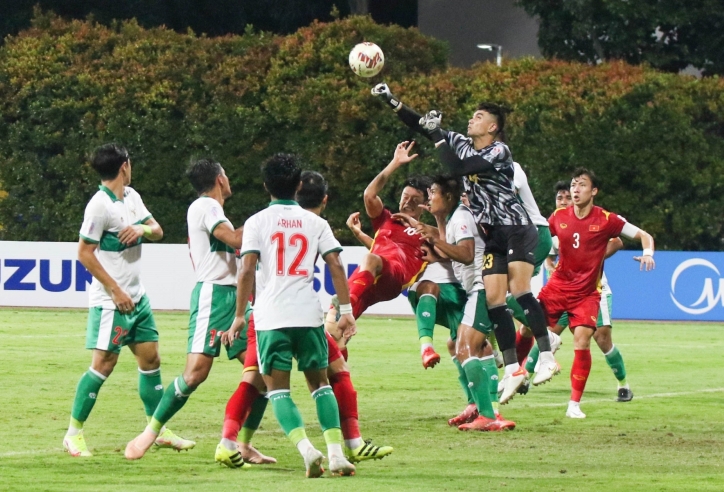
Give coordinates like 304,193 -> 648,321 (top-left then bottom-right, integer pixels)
141,224 -> 152,238
642,248 -> 654,257
339,303 -> 353,316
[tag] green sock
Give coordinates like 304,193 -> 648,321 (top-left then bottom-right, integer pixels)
151,376 -> 194,431
480,356 -> 500,409
525,344 -> 540,373
415,294 -> 437,341
604,345 -> 628,384
269,390 -> 304,436
488,333 -> 499,352
138,368 -> 163,418
70,369 -> 106,424
452,357 -> 474,404
462,358 -> 496,419
506,294 -> 529,325
312,386 -> 341,432
239,394 -> 269,444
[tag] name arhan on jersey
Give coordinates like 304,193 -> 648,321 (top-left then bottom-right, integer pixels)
277,218 -> 303,228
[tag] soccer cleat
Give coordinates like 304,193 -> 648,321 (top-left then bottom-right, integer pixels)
495,414 -> 517,430
239,443 -> 277,464
566,403 -> 586,419
493,350 -> 504,369
329,455 -> 356,476
532,353 -> 561,386
500,366 -> 528,404
517,376 -> 531,395
124,430 -> 157,460
346,440 -> 393,463
63,431 -> 92,457
616,387 -> 634,402
458,415 -> 515,432
155,428 -> 196,451
421,346 -> 441,369
304,447 -> 325,478
215,443 -> 251,469
448,403 -> 478,426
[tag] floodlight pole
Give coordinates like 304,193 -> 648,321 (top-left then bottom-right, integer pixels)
477,44 -> 502,67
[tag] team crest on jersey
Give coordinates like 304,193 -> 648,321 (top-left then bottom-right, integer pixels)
461,224 -> 468,233
589,225 -> 600,232
559,223 -> 567,229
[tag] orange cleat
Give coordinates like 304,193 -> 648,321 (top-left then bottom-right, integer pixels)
422,346 -> 441,369
458,415 -> 516,432
447,403 -> 478,426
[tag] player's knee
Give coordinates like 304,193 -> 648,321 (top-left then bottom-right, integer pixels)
361,253 -> 383,275
183,366 -> 210,389
417,280 -> 440,296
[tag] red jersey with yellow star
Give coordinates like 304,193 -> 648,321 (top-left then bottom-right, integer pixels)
546,205 -> 626,299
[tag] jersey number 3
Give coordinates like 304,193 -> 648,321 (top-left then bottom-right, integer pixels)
572,232 -> 580,249
271,232 -> 309,276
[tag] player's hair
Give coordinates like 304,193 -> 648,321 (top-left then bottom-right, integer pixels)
261,153 -> 302,200
477,102 -> 509,141
91,143 -> 129,180
403,175 -> 433,197
297,170 -> 327,209
186,158 -> 223,194
554,180 -> 570,194
431,174 -> 462,203
571,167 -> 600,190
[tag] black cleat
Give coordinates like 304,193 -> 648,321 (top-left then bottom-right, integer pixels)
616,387 -> 634,402
517,379 -> 530,395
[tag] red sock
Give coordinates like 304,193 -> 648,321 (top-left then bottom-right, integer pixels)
348,270 -> 375,318
222,381 -> 260,440
570,349 -> 592,402
329,371 -> 360,441
515,329 -> 535,366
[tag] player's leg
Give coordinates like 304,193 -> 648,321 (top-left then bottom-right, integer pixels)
347,253 -> 384,319
409,280 -> 442,368
478,342 -> 501,415
64,305 -> 126,457
506,295 -> 535,365
567,324 -> 594,419
593,293 -> 632,401
448,335 -> 477,426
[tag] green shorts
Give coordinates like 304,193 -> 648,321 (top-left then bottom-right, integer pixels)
408,283 -> 467,340
558,293 -> 613,329
533,226 -> 553,277
256,326 -> 328,375
461,290 -> 492,334
86,294 -> 158,354
188,282 -> 249,358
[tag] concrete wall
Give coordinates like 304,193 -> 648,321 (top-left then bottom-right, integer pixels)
418,0 -> 541,67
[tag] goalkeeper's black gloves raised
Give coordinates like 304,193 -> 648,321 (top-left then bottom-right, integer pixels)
419,110 -> 447,144
371,82 -> 402,110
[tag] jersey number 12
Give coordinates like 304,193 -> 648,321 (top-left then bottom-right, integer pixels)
271,232 -> 309,276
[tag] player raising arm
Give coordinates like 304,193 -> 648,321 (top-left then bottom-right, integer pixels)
538,168 -> 653,419
223,155 -> 357,477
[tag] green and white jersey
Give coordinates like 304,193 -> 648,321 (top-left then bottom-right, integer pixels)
241,200 -> 342,331
513,162 -> 548,227
447,204 -> 485,293
79,185 -> 152,308
187,197 -> 237,285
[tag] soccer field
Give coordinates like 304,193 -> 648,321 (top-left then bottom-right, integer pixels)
1,309 -> 723,491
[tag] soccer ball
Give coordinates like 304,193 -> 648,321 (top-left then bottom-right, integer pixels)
348,42 -> 384,78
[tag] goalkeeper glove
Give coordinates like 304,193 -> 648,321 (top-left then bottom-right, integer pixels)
419,110 -> 446,143
371,83 -> 401,110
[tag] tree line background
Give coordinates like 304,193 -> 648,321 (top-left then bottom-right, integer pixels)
0,12 -> 722,250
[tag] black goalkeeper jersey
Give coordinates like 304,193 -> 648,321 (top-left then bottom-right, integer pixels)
445,132 -> 531,227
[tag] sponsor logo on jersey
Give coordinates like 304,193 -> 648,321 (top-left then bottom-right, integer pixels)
589,225 -> 600,232
670,259 -> 724,315
590,316 -> 597,323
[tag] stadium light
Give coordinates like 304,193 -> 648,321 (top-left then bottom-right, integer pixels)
477,43 -> 502,67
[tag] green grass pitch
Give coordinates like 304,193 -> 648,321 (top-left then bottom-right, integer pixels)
1,308 -> 723,491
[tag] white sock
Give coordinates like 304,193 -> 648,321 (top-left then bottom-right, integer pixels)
296,438 -> 314,457
327,443 -> 344,459
618,383 -> 630,390
221,438 -> 237,451
420,342 -> 433,354
66,423 -> 82,437
345,437 -> 363,450
539,350 -> 554,362
568,400 -> 579,408
504,363 -> 520,376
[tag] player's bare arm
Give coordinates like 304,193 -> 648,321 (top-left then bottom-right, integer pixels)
605,237 -> 624,259
346,212 -> 373,249
77,239 -> 134,313
325,251 -> 357,340
426,234 -> 474,266
627,228 -> 656,271
222,252 -> 257,345
363,141 -> 418,219
117,217 -> 163,246
213,223 -> 243,249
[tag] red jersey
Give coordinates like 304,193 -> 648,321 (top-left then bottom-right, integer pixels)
370,208 -> 424,263
547,205 -> 626,298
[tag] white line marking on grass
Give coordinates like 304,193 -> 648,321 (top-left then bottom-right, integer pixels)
3,334 -> 83,339
518,387 -> 724,408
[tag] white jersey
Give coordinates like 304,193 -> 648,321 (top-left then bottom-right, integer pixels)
447,205 -> 485,293
241,200 -> 342,331
513,162 -> 548,227
79,185 -> 152,308
187,197 -> 237,285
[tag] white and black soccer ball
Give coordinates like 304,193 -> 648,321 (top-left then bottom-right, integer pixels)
348,42 -> 384,78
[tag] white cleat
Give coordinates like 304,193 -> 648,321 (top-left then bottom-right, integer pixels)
500,366 -> 528,405
329,455 -> 356,476
532,351 -> 561,386
566,402 -> 586,419
304,447 -> 325,478
549,331 -> 562,354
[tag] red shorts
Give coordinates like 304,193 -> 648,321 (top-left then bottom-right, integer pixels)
243,313 -> 343,370
538,285 -> 600,331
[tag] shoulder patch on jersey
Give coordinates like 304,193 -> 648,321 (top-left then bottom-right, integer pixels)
601,210 -> 611,220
